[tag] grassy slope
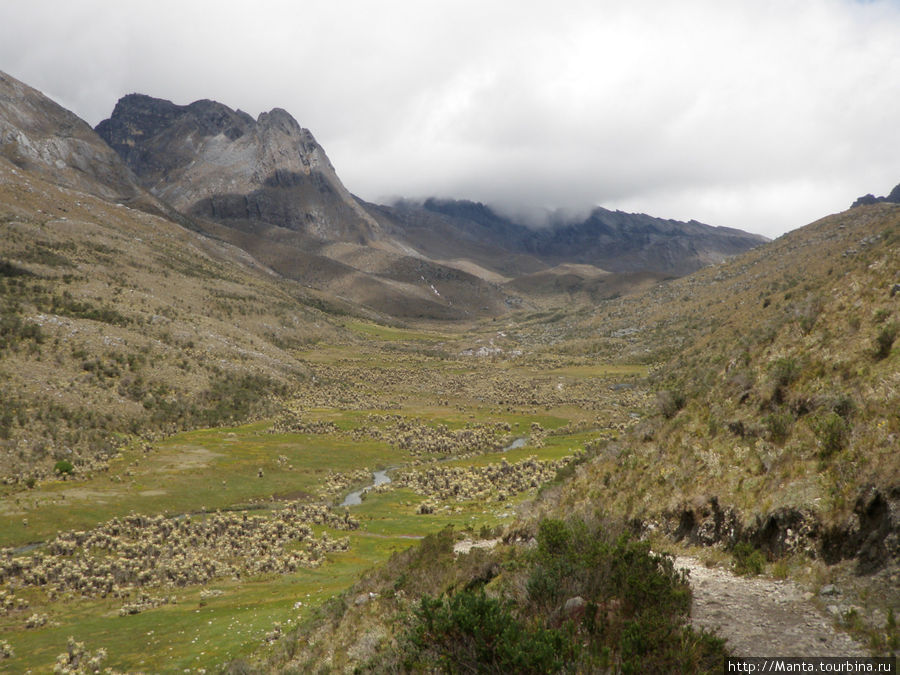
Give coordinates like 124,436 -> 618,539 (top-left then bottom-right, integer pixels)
0,157 -> 353,481
553,203 -> 899,524
266,204 -> 900,671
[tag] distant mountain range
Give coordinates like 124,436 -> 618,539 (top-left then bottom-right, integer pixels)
3,69 -> 767,318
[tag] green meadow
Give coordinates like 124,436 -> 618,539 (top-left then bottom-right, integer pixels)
0,339 -> 638,672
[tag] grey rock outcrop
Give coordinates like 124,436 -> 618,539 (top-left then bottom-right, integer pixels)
850,182 -> 900,208
96,94 -> 381,243
0,70 -> 148,205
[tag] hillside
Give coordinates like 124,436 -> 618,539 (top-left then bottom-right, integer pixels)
246,202 -> 899,672
540,201 -> 900,589
0,146 -> 364,483
506,198 -> 900,528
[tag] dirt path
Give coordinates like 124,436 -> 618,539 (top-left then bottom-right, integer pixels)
676,556 -> 868,657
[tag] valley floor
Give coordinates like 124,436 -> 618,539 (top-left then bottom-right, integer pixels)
0,328 -> 649,672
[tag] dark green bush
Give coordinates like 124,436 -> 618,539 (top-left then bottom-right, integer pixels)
829,393 -> 856,420
874,322 -> 897,360
732,542 -> 765,576
813,412 -> 851,458
44,291 -> 130,326
520,519 -> 726,672
657,389 -> 686,419
0,313 -> 44,352
763,410 -> 794,443
54,459 -> 75,476
769,357 -> 800,389
196,373 -> 286,427
0,260 -> 33,278
404,590 -> 573,673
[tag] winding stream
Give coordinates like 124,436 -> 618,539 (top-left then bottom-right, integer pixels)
339,437 -> 528,507
340,469 -> 392,507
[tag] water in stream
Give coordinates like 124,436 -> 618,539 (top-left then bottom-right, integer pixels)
339,437 -> 526,507
341,469 -> 392,506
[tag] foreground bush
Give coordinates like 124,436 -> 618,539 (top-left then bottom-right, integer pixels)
404,590 -> 573,673
397,518 -> 727,674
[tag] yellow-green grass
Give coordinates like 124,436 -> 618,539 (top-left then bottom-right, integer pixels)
0,426 -> 578,672
0,366 -> 608,671
343,320 -> 455,343
0,490 -> 521,673
535,363 -> 650,378
0,407 -> 577,547
0,422 -> 404,547
0,534 -> 407,673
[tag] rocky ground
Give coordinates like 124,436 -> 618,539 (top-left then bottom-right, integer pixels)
676,556 -> 869,657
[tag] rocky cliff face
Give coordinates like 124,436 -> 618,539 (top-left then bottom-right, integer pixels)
0,71 -> 147,204
96,95 -> 381,243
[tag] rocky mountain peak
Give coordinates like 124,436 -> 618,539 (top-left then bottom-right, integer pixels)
96,94 -> 380,241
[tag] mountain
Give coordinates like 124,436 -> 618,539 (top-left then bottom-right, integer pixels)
3,72 -> 769,325
95,94 -> 381,243
0,72 -> 155,209
381,198 -> 768,277
95,94 -> 513,319
96,93 -> 766,314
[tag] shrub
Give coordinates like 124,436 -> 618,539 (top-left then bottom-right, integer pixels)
874,322 -> 897,360
813,412 -> 851,458
0,313 -> 44,352
522,519 -> 724,673
403,590 -> 573,673
54,459 -> 75,476
873,308 -> 891,324
526,520 -> 691,621
0,259 -> 33,278
829,394 -> 855,420
769,357 -> 800,389
794,295 -> 823,335
657,389 -> 686,419
763,410 -> 794,443
197,373 -> 286,427
732,542 -> 765,576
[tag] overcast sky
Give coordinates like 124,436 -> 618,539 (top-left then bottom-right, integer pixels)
3,0 -> 900,238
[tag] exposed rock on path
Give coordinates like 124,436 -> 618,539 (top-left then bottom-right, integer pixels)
676,557 -> 868,657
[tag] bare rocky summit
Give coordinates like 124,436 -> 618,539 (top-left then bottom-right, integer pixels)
96,94 -> 381,243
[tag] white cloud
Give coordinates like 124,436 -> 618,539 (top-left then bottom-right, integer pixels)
2,0 -> 900,237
